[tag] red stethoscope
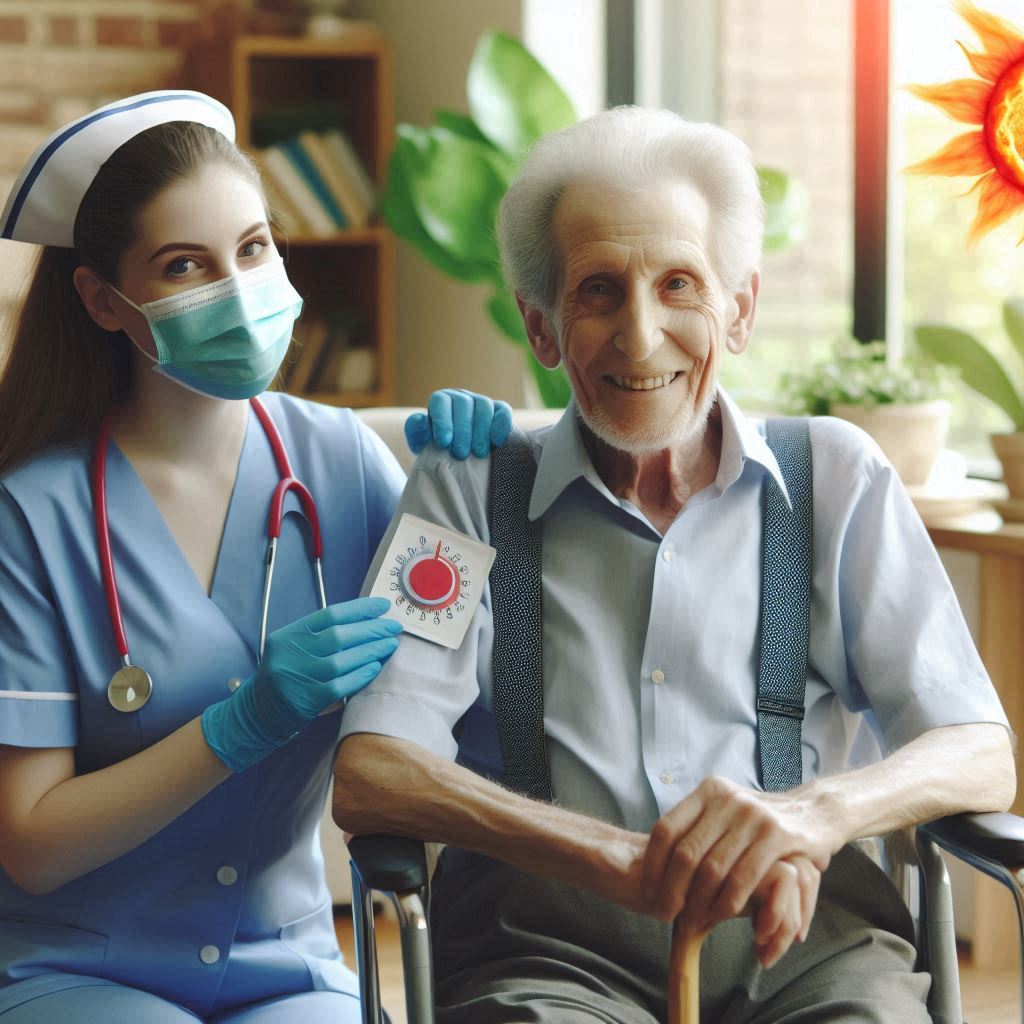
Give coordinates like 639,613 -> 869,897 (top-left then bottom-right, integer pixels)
93,396 -> 327,713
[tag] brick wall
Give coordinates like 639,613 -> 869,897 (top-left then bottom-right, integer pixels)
0,0 -> 240,333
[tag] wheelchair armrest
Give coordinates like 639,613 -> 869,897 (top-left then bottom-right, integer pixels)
919,812 -> 1024,869
348,834 -> 429,893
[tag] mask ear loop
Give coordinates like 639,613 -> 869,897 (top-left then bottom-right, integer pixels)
103,280 -> 160,366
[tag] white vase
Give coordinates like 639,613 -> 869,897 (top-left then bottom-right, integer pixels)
830,400 -> 951,487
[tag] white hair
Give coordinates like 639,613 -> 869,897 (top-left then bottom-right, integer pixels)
497,106 -> 764,313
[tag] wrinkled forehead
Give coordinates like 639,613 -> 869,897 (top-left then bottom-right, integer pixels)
552,179 -> 715,278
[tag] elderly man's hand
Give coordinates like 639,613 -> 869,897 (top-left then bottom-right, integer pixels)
746,854 -> 821,967
642,776 -> 842,962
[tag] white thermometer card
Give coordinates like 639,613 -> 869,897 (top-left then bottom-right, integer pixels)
369,513 -> 496,649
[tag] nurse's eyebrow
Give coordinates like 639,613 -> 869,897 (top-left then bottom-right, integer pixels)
147,222 -> 269,262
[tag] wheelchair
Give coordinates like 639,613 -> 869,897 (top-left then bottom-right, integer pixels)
347,812 -> 1024,1024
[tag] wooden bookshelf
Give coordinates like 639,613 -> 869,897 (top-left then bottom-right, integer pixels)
183,29 -> 395,406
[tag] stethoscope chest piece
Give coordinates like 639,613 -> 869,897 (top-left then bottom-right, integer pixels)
108,663 -> 153,713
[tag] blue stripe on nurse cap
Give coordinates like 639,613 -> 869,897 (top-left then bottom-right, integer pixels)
0,90 -> 235,249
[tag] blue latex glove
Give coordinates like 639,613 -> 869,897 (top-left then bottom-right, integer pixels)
404,388 -> 513,460
202,597 -> 402,773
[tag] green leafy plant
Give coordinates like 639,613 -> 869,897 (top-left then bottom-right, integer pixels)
915,301 -> 1024,432
382,30 -> 809,408
780,339 -> 956,416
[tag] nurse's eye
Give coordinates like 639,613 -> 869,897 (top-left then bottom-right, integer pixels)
665,276 -> 691,292
239,236 -> 270,259
166,256 -> 197,278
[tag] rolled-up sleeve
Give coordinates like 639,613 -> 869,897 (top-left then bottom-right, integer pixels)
339,449 -> 494,761
823,425 -> 1009,753
0,484 -> 78,748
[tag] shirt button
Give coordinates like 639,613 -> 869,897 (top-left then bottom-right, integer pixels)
199,944 -> 221,965
651,669 -> 666,685
662,548 -> 673,563
660,771 -> 674,785
216,865 -> 238,887
227,677 -> 242,693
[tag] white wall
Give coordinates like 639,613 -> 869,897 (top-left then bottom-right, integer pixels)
347,0 -> 530,407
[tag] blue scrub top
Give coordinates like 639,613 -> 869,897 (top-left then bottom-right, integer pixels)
0,393 -> 405,1017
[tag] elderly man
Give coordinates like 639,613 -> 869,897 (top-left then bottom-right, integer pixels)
333,107 -> 1014,1023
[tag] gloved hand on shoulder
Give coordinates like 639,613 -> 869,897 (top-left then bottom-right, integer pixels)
405,388 -> 512,460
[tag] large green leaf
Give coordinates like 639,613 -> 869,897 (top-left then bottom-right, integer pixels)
759,167 -> 808,252
915,324 -> 1024,429
380,132 -> 495,283
434,109 -> 491,146
486,288 -> 527,346
1002,298 -> 1024,376
402,124 -> 509,269
467,31 -> 576,156
486,289 -> 571,407
528,359 -> 573,408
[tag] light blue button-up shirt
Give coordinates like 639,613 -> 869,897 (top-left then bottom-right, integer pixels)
341,390 -> 1008,833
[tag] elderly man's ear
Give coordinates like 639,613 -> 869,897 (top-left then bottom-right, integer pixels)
517,294 -> 562,369
725,270 -> 760,355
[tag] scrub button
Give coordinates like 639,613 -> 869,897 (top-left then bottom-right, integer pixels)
199,944 -> 221,965
227,677 -> 243,693
216,865 -> 238,886
659,771 -> 674,785
662,548 -> 673,563
651,669 -> 666,685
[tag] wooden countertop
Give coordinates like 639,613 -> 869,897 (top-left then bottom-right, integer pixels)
926,510 -> 1024,557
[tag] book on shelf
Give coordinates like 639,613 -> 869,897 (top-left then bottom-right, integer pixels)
322,129 -> 377,214
297,130 -> 369,228
251,150 -> 311,236
278,137 -> 348,230
311,307 -> 364,392
286,313 -> 330,392
258,146 -> 337,237
335,347 -> 377,393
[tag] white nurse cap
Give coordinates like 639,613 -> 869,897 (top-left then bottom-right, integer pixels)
0,90 -> 235,249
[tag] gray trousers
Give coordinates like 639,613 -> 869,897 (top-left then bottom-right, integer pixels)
430,844 -> 931,1023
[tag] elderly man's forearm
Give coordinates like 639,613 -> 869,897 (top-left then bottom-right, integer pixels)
333,732 -> 650,911
799,722 -> 1015,843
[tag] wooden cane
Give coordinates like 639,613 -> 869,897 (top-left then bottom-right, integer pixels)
668,922 -> 706,1024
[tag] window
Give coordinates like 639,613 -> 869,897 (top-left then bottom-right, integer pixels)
635,0 -> 856,411
896,0 -> 1024,466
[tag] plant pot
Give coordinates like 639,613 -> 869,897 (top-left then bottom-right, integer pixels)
990,432 -> 1024,499
830,400 -> 951,487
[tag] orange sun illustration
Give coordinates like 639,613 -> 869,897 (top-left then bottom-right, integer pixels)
908,0 -> 1024,244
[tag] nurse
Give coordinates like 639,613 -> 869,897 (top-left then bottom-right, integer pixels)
0,92 -> 508,1022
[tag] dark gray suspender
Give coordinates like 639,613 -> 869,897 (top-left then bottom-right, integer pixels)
486,419 -> 813,801
487,431 -> 552,802
757,419 -> 813,792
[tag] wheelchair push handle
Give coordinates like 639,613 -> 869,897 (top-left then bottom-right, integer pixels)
669,923 -> 706,1024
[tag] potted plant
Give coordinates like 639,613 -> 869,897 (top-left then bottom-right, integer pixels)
381,30 -> 809,408
916,304 -> 1024,504
780,339 -> 956,486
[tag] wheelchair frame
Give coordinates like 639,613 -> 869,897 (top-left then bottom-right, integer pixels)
347,812 -> 1024,1024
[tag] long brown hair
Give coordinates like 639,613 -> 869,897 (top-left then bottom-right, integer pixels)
0,121 -> 263,475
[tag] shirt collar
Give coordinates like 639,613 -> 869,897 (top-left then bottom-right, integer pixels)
527,387 -> 791,521
714,388 -> 790,506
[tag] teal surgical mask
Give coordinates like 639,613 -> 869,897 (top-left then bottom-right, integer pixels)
111,257 -> 303,400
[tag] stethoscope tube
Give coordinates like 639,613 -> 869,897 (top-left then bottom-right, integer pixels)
94,396 -> 327,712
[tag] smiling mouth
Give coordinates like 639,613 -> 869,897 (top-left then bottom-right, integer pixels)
607,372 -> 681,392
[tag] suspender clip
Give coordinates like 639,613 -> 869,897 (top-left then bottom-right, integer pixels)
757,697 -> 805,720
